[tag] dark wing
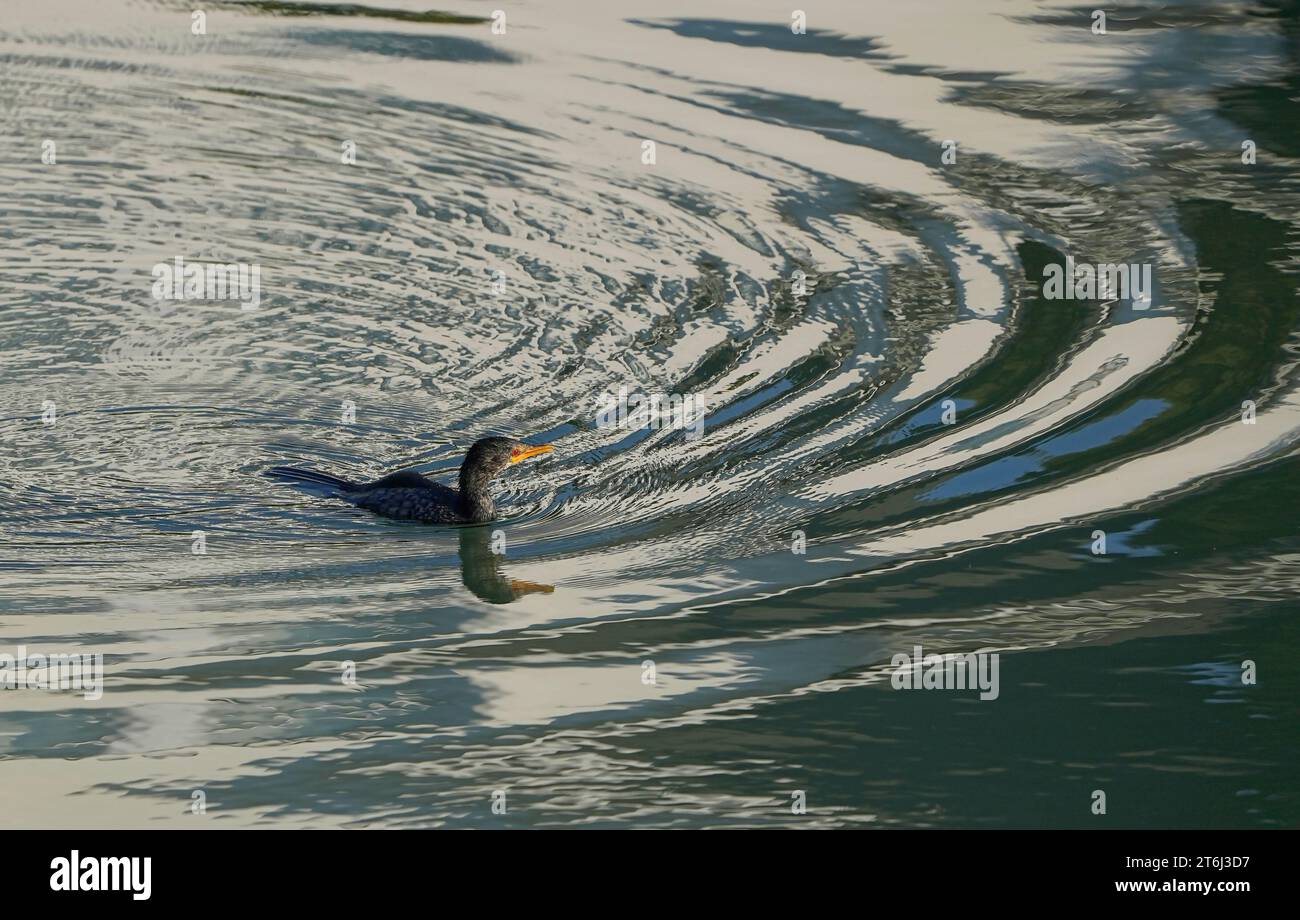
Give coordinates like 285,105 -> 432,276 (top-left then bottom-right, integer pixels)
348,470 -> 463,523
364,470 -> 439,489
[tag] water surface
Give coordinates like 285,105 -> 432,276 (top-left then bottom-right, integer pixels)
1,0 -> 1298,827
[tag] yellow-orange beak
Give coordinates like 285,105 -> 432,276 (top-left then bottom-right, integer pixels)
509,443 -> 554,464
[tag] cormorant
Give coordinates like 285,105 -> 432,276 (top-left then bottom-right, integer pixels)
267,436 -> 553,524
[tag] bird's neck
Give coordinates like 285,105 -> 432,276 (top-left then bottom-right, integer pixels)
457,465 -> 495,522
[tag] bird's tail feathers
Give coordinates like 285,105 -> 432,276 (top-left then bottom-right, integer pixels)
266,466 -> 356,492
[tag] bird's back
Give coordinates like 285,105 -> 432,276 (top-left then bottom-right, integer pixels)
348,471 -> 465,523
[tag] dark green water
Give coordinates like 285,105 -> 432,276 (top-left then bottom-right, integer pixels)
0,0 -> 1297,827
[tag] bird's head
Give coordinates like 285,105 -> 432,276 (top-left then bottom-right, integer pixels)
461,436 -> 554,482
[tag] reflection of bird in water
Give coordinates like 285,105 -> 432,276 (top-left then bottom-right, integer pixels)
267,436 -> 553,524
458,526 -> 555,604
